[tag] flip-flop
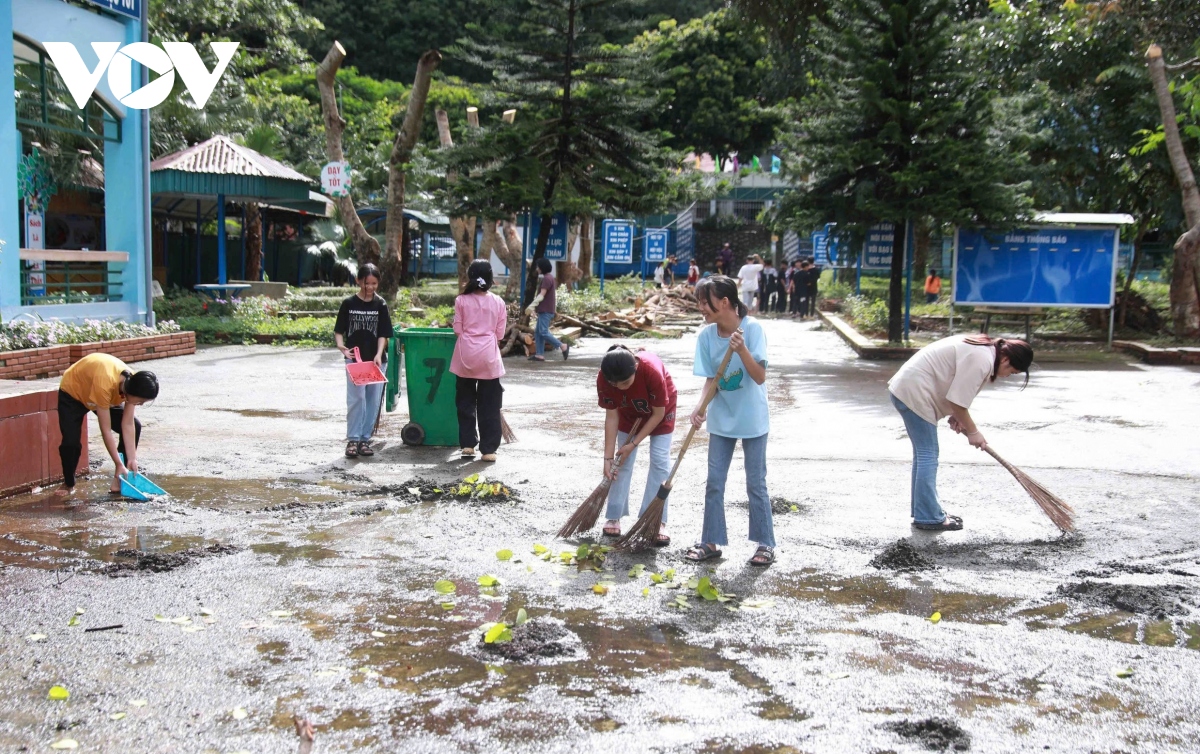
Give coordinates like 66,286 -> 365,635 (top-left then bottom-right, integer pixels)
913,514 -> 963,531
685,543 -> 722,562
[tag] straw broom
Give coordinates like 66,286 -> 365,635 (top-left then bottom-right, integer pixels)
500,411 -> 517,444
614,334 -> 741,552
557,418 -> 645,538
984,446 -> 1075,532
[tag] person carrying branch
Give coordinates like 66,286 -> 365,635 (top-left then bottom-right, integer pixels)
686,275 -> 776,566
55,353 -> 159,496
524,257 -> 569,362
596,345 -> 678,545
887,334 -> 1034,531
451,260 -> 508,462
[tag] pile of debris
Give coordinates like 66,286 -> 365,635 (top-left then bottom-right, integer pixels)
501,285 -> 702,356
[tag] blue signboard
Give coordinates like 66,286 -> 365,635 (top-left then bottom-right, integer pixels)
644,229 -> 669,262
86,0 -> 141,19
527,213 -> 570,261
954,227 -> 1119,307
602,220 -> 634,264
862,223 -> 895,270
810,230 -> 828,265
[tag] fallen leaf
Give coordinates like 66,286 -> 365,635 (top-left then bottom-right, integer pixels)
929,611 -> 942,624
314,670 -> 338,678
1115,667 -> 1134,679
441,602 -> 455,610
25,633 -> 47,641
199,607 -> 213,617
642,587 -> 650,597
790,505 -> 799,512
826,672 -> 851,680
628,564 -> 646,578
496,549 -> 513,561
477,574 -> 499,587
49,739 -> 78,750
129,699 -> 148,708
74,608 -> 85,615
434,579 -> 456,594
67,615 -> 79,627
269,610 -> 293,618
181,625 -> 204,633
48,685 -> 70,701
532,544 -> 549,555
484,622 -> 512,644
515,608 -> 529,625
371,631 -> 386,638
153,615 -> 170,623
109,712 -> 126,721
231,707 -> 248,720
741,599 -> 775,609
170,616 -> 192,625
593,584 -> 609,595
407,487 -> 420,495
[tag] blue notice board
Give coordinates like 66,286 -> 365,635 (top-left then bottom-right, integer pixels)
86,0 -> 141,19
644,229 -> 669,262
862,223 -> 895,270
954,227 -> 1119,307
602,220 -> 634,264
528,213 -> 570,261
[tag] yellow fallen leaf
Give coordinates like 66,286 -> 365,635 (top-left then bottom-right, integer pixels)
593,584 -> 609,595
929,611 -> 942,624
49,739 -> 78,750
169,616 -> 191,625
48,685 -> 69,701
109,712 -> 126,721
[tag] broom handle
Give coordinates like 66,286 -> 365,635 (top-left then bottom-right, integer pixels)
982,446 -> 1020,479
606,417 -> 645,480
661,332 -> 742,489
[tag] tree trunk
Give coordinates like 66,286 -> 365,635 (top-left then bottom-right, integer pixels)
380,50 -> 443,299
315,42 -> 381,267
886,221 -> 907,343
500,218 -> 524,296
244,202 -> 263,281
436,108 -> 477,291
1147,44 -> 1200,337
1119,223 -> 1147,329
577,215 -> 594,285
913,218 -> 931,282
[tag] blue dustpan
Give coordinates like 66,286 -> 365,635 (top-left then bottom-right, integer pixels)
119,474 -> 151,501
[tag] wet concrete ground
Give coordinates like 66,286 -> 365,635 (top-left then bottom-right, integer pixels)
2,320 -> 1199,753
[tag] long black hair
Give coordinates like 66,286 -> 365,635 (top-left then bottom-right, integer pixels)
357,263 -> 381,282
123,370 -> 159,400
964,335 -> 1034,387
694,275 -> 747,317
535,257 -> 553,275
600,344 -> 638,384
462,260 -> 494,295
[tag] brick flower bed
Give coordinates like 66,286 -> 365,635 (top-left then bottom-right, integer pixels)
0,332 -> 196,381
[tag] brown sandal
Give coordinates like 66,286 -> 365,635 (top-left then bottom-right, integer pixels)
357,442 -> 374,457
345,442 -> 359,458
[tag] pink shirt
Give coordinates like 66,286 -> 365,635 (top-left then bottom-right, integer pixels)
450,291 -> 508,380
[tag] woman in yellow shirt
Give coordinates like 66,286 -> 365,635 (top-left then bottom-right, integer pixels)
56,353 -> 159,496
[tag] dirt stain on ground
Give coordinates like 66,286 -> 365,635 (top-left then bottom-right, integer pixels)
882,717 -> 971,751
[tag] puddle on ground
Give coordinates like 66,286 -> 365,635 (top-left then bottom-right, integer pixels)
251,541 -> 341,565
0,524 -> 210,571
771,571 -> 1017,623
207,408 -> 336,421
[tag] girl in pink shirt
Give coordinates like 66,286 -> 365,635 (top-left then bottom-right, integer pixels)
451,260 -> 509,461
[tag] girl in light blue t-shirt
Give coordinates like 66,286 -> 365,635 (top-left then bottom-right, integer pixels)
686,275 -> 775,566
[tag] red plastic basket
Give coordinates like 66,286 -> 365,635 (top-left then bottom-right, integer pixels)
345,347 -> 387,386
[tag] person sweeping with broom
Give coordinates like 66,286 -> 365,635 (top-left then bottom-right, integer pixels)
887,334 -> 1034,531
594,345 -> 678,545
685,275 -> 776,566
451,260 -> 509,462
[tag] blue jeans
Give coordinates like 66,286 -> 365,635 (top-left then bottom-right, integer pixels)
890,393 -> 945,524
535,311 -> 562,356
346,367 -> 385,442
702,433 -> 774,548
605,431 -> 671,523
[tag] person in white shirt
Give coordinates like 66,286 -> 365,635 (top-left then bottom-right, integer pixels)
887,334 -> 1033,531
737,255 -> 764,312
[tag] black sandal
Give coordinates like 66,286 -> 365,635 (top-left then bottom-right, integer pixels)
913,514 -> 963,531
685,543 -> 722,562
748,545 -> 775,567
345,441 -> 359,458
357,442 -> 374,457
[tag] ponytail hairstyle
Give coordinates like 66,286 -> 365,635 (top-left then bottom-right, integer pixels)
964,335 -> 1034,388
600,344 -> 638,384
462,259 -> 494,295
535,257 -> 553,275
357,263 -> 382,283
694,274 -> 747,317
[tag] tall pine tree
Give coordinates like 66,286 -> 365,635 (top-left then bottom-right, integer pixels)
780,0 -> 1028,342
443,0 -> 691,305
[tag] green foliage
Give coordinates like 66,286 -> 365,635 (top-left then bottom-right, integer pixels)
840,294 -> 889,334
634,11 -> 785,166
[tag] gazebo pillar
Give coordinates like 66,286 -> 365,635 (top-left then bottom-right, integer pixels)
217,193 -> 227,285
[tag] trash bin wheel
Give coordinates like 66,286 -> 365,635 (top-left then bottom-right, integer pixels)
401,422 -> 426,446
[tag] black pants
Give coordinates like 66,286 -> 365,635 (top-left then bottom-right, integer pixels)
775,288 -> 788,313
806,288 -> 818,316
456,378 -> 503,454
790,290 -> 805,315
58,390 -> 141,488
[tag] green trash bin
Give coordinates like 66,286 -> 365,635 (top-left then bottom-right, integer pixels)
395,327 -> 459,446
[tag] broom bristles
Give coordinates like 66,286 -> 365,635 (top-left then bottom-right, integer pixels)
613,492 -> 667,552
500,411 -> 517,444
985,447 -> 1075,532
557,479 -> 612,538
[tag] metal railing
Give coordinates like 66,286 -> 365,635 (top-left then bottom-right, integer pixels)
18,249 -> 129,306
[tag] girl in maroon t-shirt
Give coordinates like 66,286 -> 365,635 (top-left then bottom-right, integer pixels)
596,345 -> 678,545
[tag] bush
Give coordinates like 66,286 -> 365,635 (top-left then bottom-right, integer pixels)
0,318 -> 180,352
841,295 -> 890,334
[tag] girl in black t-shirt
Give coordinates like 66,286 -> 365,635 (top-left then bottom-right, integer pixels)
334,264 -> 394,458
